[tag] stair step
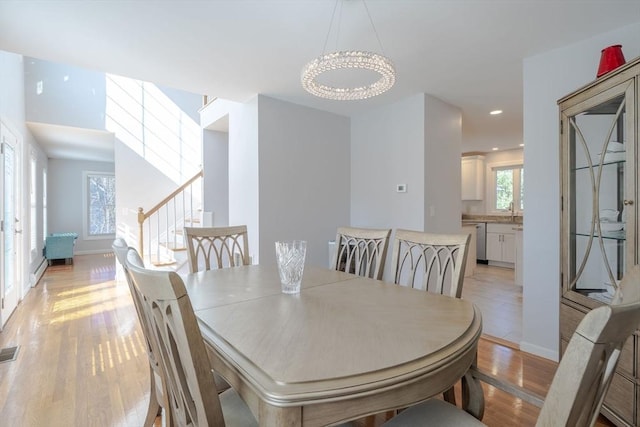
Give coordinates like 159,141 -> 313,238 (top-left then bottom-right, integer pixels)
159,242 -> 187,252
151,260 -> 178,267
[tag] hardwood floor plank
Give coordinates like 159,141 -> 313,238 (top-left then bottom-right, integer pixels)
0,254 -> 616,426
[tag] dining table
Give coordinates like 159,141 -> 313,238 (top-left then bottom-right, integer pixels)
182,264 -> 484,426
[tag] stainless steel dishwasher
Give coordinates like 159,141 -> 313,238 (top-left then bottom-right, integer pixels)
475,222 -> 487,263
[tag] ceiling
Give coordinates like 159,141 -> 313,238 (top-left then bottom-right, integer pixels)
1,0 -> 640,157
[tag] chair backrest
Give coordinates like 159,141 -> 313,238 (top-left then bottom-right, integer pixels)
389,229 -> 470,298
112,239 -> 168,403
113,239 -> 152,345
331,227 -> 392,280
184,226 -> 250,273
536,268 -> 640,426
112,239 -> 151,340
126,248 -> 226,427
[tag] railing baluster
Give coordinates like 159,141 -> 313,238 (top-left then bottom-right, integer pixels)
137,169 -> 203,266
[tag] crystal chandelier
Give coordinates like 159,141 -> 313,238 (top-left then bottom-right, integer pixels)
301,0 -> 395,101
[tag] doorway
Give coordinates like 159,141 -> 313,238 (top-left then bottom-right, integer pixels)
1,121 -> 23,329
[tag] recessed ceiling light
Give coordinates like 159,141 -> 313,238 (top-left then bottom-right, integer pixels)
492,147 -> 499,151
490,110 -> 503,115
519,143 -> 524,147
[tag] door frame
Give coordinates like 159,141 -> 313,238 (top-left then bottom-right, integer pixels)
0,119 -> 24,329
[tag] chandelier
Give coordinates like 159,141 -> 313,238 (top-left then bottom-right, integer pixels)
301,0 -> 396,101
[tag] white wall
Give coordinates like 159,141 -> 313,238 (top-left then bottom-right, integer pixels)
202,130 -> 229,226
256,96 -> 351,268
114,139 -> 184,247
48,158 -> 114,254
1,50 -> 48,294
228,97 -> 260,262
24,57 -> 106,130
522,23 -> 640,360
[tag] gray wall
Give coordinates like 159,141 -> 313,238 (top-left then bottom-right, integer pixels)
522,22 -> 640,360
224,95 -> 351,267
257,96 -> 351,268
48,158 -> 114,254
351,93 -> 462,281
351,94 -> 426,232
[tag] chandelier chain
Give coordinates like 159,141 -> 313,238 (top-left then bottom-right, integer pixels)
362,0 -> 386,56
301,0 -> 396,101
321,0 -> 340,55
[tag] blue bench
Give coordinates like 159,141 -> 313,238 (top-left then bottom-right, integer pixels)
45,233 -> 78,265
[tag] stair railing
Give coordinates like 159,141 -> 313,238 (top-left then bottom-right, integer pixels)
138,170 -> 203,264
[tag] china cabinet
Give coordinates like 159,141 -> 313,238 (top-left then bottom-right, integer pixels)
559,56 -> 640,426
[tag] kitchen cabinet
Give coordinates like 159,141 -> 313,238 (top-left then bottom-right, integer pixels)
461,155 -> 485,200
486,223 -> 515,265
559,56 -> 640,426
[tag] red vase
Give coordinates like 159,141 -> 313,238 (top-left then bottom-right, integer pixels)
597,45 -> 626,78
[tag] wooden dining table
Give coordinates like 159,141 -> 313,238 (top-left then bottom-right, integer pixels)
182,264 -> 483,426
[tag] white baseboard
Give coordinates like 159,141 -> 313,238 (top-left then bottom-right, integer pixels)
74,249 -> 113,255
31,257 -> 48,287
519,341 -> 558,362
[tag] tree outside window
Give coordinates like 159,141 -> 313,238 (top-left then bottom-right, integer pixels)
84,172 -> 115,238
493,166 -> 524,212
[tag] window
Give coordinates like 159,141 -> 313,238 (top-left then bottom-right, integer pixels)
492,165 -> 524,212
30,155 -> 37,260
83,172 -> 116,239
43,168 -> 47,239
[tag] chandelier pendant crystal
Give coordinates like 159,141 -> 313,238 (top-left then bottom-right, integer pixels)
301,0 -> 396,101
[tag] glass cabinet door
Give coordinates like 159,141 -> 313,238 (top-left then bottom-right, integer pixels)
562,79 -> 635,305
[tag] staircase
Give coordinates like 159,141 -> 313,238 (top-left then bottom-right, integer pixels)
137,170 -> 203,269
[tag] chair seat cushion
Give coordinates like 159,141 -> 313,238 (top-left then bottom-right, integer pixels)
219,388 -> 258,427
384,399 -> 486,427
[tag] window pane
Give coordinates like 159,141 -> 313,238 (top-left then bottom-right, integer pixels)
30,157 -> 37,255
495,169 -> 513,210
88,175 -> 115,235
43,169 -> 47,238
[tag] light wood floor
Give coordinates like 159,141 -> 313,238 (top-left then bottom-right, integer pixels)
0,254 -> 613,426
463,264 -> 523,344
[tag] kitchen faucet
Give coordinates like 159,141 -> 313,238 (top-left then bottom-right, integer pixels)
509,201 -> 515,222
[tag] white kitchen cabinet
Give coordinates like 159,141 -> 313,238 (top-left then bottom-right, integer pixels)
461,155 -> 485,200
486,223 -> 515,265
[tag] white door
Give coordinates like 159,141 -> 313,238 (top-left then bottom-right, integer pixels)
1,123 -> 22,329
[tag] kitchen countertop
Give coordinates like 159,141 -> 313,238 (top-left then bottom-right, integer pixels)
462,214 -> 523,225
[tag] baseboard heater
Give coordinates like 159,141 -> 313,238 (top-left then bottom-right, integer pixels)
31,257 -> 48,287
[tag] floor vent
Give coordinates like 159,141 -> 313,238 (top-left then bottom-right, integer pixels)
0,346 -> 19,363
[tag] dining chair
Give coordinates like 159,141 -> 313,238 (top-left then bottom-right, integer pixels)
388,229 -> 471,406
112,238 -> 169,427
125,248 -> 258,427
184,225 -> 250,274
389,229 -> 471,298
383,275 -> 640,427
331,226 -> 392,280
